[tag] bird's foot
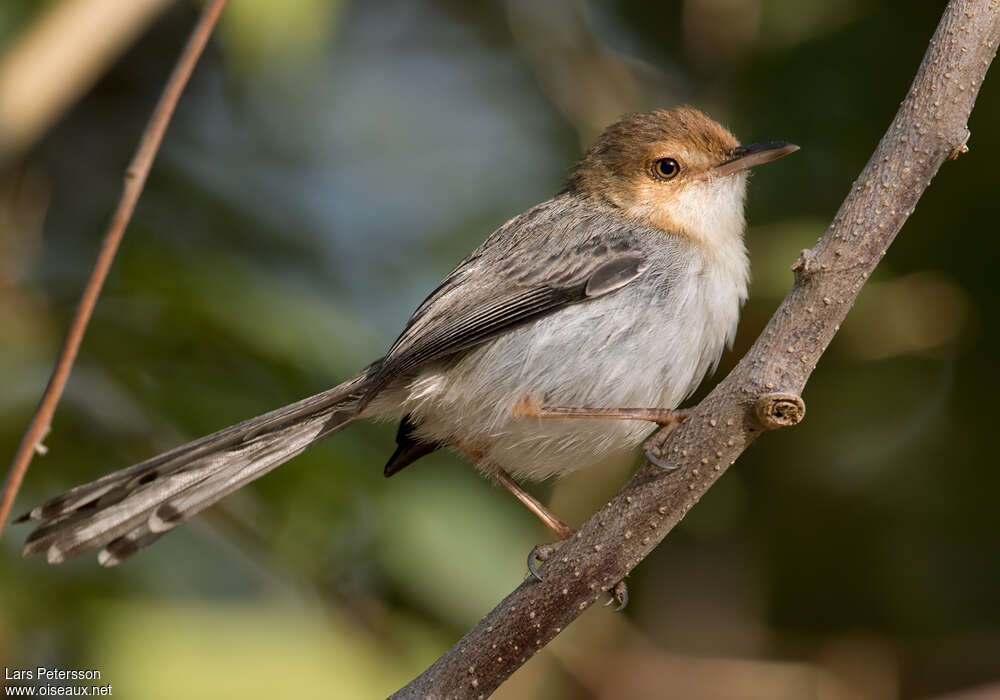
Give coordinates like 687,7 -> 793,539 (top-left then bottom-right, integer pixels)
603,580 -> 629,612
643,409 -> 691,470
644,441 -> 681,471
528,540 -> 630,612
527,540 -> 566,582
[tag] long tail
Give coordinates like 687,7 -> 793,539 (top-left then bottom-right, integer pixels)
17,372 -> 372,566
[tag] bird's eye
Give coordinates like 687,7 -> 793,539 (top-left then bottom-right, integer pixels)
652,157 -> 680,181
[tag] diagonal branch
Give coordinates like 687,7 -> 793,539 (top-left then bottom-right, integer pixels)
0,0 -> 229,536
393,1 -> 1000,697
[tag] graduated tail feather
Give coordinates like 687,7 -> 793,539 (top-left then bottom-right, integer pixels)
18,372 -> 372,566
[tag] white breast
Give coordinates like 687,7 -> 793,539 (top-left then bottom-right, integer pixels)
375,233 -> 750,482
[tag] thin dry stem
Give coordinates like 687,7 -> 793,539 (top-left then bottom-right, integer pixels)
0,0 -> 229,536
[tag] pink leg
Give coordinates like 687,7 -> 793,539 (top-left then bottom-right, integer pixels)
457,439 -> 628,609
513,395 -> 688,428
492,468 -> 574,540
457,443 -> 573,540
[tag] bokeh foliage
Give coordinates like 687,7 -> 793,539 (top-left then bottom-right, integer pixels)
1,1 -> 998,698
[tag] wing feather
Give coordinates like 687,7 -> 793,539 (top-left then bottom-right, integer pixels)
368,240 -> 649,398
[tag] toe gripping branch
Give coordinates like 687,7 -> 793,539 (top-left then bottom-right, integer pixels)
642,408 -> 689,471
527,542 -> 630,611
527,542 -> 557,582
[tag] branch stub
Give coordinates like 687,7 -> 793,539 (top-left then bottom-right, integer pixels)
754,392 -> 806,430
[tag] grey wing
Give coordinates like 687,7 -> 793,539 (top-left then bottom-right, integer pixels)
365,238 -> 650,399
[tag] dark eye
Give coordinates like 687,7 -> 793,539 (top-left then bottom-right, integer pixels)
652,157 -> 680,181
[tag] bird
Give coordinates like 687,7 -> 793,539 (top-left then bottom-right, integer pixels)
17,107 -> 797,577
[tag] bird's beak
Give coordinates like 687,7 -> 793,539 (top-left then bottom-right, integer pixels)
713,141 -> 799,177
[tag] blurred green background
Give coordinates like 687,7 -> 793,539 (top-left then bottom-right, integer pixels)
1,1 -> 998,698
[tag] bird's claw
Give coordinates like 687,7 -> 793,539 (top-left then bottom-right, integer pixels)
644,441 -> 681,471
643,408 -> 688,470
602,580 -> 629,611
527,542 -> 562,581
528,541 -> 628,612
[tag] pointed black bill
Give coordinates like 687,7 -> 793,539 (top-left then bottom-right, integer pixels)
714,141 -> 799,177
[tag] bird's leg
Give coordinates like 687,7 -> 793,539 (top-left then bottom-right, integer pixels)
466,445 -> 631,610
457,443 -> 574,540
507,396 -> 691,607
513,395 -> 688,472
513,395 -> 688,428
493,471 -> 577,586
491,467 -> 575,541
488,467 -> 583,588
456,444 -> 584,590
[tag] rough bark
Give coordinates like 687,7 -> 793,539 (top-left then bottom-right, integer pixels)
392,1 -> 1000,697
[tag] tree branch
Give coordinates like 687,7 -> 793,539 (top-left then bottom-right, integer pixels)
0,0 -> 229,536
393,1 -> 1000,697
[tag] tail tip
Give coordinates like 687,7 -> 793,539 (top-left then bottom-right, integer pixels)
46,545 -> 66,565
97,549 -> 120,567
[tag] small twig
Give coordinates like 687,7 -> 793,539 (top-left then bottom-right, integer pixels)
0,0 -> 229,535
393,1 -> 1000,697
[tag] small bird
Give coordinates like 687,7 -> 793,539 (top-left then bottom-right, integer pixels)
18,107 -> 797,574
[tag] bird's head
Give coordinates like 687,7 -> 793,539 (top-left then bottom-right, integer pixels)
565,107 -> 797,249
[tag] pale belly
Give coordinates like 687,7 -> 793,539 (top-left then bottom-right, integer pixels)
368,273 -> 739,481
